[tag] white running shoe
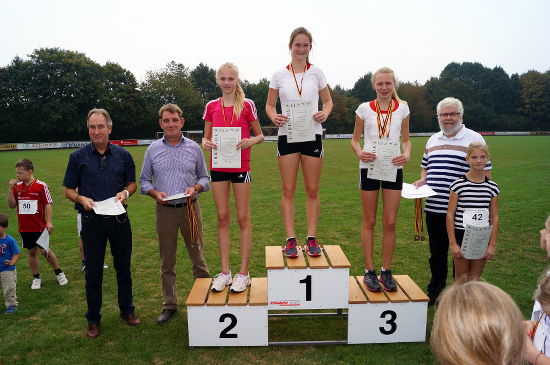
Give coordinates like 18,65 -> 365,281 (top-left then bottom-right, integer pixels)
211,272 -> 232,292
31,277 -> 41,290
230,273 -> 251,293
56,272 -> 68,286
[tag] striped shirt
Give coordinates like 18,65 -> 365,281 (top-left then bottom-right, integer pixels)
449,176 -> 499,229
421,126 -> 491,214
139,136 -> 210,203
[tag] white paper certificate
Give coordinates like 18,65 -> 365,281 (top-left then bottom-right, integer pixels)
401,183 -> 438,199
365,139 -> 400,182
460,225 -> 493,260
93,197 -> 126,216
36,229 -> 50,254
162,193 -> 191,202
212,127 -> 241,169
284,100 -> 315,143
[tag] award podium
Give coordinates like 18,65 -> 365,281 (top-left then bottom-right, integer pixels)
186,245 -> 428,346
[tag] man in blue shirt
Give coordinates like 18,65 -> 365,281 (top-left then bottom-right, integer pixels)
139,104 -> 210,324
63,108 -> 140,338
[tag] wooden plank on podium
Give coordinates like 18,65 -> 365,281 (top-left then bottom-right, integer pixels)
207,286 -> 229,306
348,276 -> 367,304
384,285 -> 410,303
394,275 -> 430,302
249,277 -> 268,306
265,246 -> 284,269
286,248 -> 307,269
185,278 -> 212,306
323,245 -> 351,268
307,251 -> 329,269
228,287 -> 249,306
355,276 -> 388,303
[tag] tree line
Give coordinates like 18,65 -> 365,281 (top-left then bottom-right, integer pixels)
0,47 -> 549,142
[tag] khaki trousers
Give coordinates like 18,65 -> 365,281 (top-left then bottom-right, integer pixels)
1,270 -> 18,307
156,202 -> 209,310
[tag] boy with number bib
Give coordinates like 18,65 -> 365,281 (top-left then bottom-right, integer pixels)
7,159 -> 68,289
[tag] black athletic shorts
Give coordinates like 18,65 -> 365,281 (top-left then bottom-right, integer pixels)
20,231 -> 43,250
277,134 -> 323,158
210,170 -> 251,183
360,168 -> 403,191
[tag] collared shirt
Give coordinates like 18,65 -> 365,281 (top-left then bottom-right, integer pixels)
420,125 -> 492,214
139,135 -> 210,201
63,143 -> 136,212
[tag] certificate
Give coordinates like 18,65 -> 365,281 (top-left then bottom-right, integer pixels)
212,127 -> 241,169
364,139 -> 400,182
36,229 -> 50,255
284,100 -> 315,143
460,225 -> 493,260
401,183 -> 438,199
93,197 -> 126,216
163,193 -> 190,202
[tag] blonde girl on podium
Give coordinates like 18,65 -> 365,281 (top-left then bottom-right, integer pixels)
202,62 -> 264,293
351,67 -> 410,292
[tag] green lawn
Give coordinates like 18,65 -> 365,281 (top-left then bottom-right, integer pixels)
0,136 -> 549,364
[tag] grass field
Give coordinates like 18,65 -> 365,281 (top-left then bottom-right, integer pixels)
0,136 -> 549,364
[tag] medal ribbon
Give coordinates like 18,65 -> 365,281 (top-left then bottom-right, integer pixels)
290,63 -> 307,98
220,97 -> 234,127
375,99 -> 394,139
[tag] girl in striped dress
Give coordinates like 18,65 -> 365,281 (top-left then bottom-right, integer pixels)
446,142 -> 499,283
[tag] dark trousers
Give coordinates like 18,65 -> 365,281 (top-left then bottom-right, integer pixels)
81,212 -> 134,324
426,212 -> 449,301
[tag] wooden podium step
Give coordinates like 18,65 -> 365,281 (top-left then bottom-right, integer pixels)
266,245 -> 350,310
186,277 -> 268,346
347,275 -> 429,344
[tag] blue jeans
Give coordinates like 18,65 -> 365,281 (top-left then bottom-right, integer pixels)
81,212 -> 134,324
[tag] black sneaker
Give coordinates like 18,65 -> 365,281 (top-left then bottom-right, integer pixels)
363,269 -> 382,292
284,238 -> 298,258
379,269 -> 397,292
305,237 -> 322,257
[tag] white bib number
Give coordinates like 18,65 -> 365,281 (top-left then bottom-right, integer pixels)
18,200 -> 38,215
462,208 -> 489,228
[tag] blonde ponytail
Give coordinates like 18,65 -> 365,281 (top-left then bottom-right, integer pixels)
216,62 -> 246,118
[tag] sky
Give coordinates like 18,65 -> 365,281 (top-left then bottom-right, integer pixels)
2,0 -> 549,89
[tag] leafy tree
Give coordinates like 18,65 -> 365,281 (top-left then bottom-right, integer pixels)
349,73 -> 375,102
140,61 -> 204,133
99,62 -> 147,139
326,87 -> 358,133
519,70 -> 550,130
190,63 -> 218,103
398,82 -> 434,132
242,78 -> 270,127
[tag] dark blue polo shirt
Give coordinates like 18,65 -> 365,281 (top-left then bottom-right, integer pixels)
63,143 -> 136,212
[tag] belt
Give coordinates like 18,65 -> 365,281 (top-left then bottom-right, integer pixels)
163,199 -> 197,208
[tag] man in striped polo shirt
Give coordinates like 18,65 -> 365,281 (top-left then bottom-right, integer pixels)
413,97 -> 491,305
139,104 -> 210,324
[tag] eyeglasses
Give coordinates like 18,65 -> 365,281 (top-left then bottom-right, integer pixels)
100,155 -> 107,170
438,112 -> 461,118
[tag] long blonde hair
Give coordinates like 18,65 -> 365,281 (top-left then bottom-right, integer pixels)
372,67 -> 402,102
431,281 -> 524,365
535,270 -> 550,308
216,62 -> 245,119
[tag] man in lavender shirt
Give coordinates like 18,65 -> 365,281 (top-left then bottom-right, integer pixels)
139,103 -> 210,324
